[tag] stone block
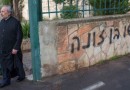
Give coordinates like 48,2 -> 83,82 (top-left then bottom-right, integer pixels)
58,60 -> 76,74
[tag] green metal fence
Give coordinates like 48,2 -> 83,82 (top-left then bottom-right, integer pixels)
42,0 -> 129,19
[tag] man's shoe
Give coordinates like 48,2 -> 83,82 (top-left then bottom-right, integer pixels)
16,77 -> 25,82
0,83 -> 10,88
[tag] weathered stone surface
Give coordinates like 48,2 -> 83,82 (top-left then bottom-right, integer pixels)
106,21 -> 114,27
106,44 -> 115,59
78,53 -> 90,68
126,36 -> 130,52
68,24 -> 78,35
39,22 -> 58,77
39,15 -> 130,78
42,64 -> 57,77
89,57 -> 96,66
58,60 -> 76,74
101,37 -> 110,55
23,52 -> 32,80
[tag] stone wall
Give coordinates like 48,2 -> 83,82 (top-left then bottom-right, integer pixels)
21,38 -> 31,52
39,14 -> 130,77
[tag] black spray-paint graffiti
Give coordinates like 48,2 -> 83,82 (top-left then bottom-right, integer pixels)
71,36 -> 80,53
71,25 -> 130,53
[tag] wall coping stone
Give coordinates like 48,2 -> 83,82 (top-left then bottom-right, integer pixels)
39,14 -> 130,25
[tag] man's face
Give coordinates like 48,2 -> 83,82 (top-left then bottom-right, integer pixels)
0,7 -> 10,19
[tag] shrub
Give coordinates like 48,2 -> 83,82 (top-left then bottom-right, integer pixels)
61,5 -> 79,19
53,0 -> 64,4
53,0 -> 79,19
21,21 -> 30,39
89,0 -> 129,15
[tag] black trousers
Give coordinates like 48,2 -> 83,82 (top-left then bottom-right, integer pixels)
0,52 -> 12,84
14,53 -> 25,79
0,51 -> 25,84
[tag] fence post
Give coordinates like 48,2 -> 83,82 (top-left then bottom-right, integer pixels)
28,0 -> 42,80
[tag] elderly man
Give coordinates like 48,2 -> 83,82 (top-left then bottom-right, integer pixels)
0,5 -> 25,88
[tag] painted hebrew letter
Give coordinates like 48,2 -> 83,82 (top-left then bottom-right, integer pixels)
98,30 -> 105,45
110,29 -> 112,44
82,33 -> 91,49
127,24 -> 130,35
123,26 -> 126,37
71,36 -> 80,53
93,32 -> 96,46
113,28 -> 120,39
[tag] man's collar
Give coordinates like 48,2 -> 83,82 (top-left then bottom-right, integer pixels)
4,16 -> 11,21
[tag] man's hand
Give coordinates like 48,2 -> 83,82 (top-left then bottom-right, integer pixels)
12,49 -> 18,54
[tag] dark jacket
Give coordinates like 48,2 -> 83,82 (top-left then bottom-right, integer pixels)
0,16 -> 24,78
0,16 -> 23,52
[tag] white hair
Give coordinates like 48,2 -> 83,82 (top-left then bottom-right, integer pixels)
3,5 -> 12,13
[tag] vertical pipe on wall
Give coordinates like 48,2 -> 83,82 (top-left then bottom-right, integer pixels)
28,0 -> 42,80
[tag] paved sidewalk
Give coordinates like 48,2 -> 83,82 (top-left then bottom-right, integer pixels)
0,78 -> 53,90
0,53 -> 130,90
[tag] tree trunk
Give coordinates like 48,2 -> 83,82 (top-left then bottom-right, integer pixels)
13,0 -> 22,21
